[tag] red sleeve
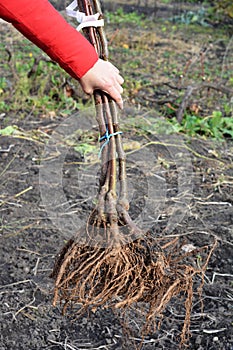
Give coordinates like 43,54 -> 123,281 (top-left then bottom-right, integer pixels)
0,0 -> 98,78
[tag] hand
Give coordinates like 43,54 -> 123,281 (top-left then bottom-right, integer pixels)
79,59 -> 124,109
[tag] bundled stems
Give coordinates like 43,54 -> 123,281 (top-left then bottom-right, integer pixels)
76,0 -> 137,244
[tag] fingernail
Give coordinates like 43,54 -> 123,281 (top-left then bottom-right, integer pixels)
118,100 -> 124,110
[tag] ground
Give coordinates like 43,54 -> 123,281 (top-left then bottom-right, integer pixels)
0,1 -> 233,350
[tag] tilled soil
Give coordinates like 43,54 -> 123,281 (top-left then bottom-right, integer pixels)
0,128 -> 232,350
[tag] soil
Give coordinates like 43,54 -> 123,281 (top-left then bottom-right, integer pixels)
0,1 -> 233,350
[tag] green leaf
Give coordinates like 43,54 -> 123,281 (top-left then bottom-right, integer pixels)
0,125 -> 18,136
74,143 -> 97,155
222,129 -> 233,138
211,111 -> 222,128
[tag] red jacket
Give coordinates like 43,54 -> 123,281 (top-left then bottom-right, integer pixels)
0,0 -> 98,78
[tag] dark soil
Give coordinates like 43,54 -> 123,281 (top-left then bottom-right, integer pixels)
0,1 -> 233,350
0,126 -> 233,350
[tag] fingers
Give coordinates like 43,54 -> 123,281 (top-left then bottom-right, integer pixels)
106,85 -> 124,109
79,59 -> 124,108
116,73 -> 124,86
101,78 -> 124,109
104,63 -> 124,108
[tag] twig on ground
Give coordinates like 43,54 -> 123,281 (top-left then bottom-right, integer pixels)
211,272 -> 233,284
127,139 -> 226,165
0,279 -> 33,289
203,328 -> 227,334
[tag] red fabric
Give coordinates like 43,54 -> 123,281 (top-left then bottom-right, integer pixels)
0,0 -> 98,78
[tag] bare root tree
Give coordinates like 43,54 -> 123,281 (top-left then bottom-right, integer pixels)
51,0 -> 216,347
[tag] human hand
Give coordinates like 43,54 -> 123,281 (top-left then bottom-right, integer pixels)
79,59 -> 124,109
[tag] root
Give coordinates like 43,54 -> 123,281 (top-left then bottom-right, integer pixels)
51,226 -> 215,347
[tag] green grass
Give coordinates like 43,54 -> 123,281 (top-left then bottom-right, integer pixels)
105,7 -> 147,27
121,110 -> 233,141
178,112 -> 233,139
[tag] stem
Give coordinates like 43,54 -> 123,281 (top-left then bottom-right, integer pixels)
95,91 -> 108,187
109,101 -> 128,210
77,0 -> 100,53
102,94 -> 116,194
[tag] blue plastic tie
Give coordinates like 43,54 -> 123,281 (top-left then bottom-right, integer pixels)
99,129 -> 123,157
